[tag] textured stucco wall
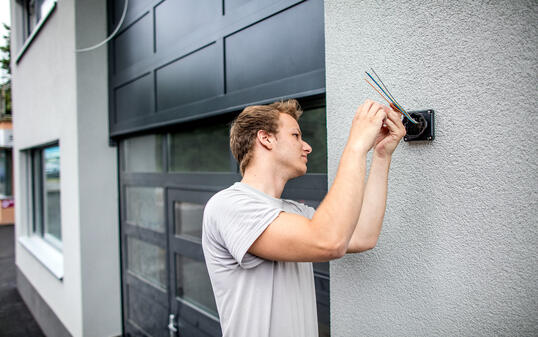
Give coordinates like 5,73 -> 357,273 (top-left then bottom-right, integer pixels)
325,1 -> 537,336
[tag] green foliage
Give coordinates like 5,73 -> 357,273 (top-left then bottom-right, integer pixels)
0,23 -> 11,115
0,23 -> 10,78
1,84 -> 10,115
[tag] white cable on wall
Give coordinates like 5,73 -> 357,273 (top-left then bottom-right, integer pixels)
75,0 -> 129,53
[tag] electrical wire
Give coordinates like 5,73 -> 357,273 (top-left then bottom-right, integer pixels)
365,70 -> 418,124
370,69 -> 416,124
364,78 -> 393,106
75,0 -> 129,52
370,68 -> 400,107
365,71 -> 416,123
365,71 -> 407,115
364,78 -> 406,119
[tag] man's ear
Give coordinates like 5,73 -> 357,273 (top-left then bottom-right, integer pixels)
257,130 -> 274,150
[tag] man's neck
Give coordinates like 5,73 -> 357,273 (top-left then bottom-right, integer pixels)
240,164 -> 289,199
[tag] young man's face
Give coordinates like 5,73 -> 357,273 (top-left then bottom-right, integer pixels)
273,113 -> 312,178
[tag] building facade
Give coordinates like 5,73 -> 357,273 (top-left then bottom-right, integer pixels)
10,0 -> 537,336
12,0 -> 120,336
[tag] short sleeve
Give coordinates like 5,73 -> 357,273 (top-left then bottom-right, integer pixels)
284,199 -> 316,219
213,192 -> 282,268
302,204 -> 316,219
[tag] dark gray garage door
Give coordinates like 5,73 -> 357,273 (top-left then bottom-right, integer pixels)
118,97 -> 329,336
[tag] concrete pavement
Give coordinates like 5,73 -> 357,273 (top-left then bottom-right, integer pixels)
0,225 -> 45,337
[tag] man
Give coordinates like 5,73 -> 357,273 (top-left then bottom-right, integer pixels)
202,99 -> 406,336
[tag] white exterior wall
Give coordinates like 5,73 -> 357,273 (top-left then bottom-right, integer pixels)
74,0 -> 122,336
11,0 -> 121,336
325,1 -> 537,336
12,0 -> 82,335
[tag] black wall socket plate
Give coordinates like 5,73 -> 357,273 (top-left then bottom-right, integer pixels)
403,110 -> 435,142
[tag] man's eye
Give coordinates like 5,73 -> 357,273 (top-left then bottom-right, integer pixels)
293,134 -> 299,138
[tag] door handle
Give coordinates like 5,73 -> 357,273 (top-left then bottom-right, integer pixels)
168,314 -> 178,337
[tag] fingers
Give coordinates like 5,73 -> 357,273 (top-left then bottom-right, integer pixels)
363,99 -> 375,112
363,100 -> 387,119
384,109 -> 406,137
386,108 -> 401,124
355,100 -> 390,128
383,116 -> 399,131
374,103 -> 388,122
356,99 -> 374,117
389,103 -> 402,114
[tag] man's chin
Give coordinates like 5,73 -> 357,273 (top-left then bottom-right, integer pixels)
291,167 -> 308,179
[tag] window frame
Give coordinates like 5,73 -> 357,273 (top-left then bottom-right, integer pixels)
26,141 -> 62,251
0,148 -> 13,198
17,141 -> 64,280
15,0 -> 57,63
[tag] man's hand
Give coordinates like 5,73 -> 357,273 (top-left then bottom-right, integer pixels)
373,107 -> 406,158
348,100 -> 389,154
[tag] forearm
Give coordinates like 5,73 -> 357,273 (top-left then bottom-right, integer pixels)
347,153 -> 391,253
311,145 -> 368,252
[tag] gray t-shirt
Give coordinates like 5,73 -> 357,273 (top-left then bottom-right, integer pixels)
202,182 -> 318,337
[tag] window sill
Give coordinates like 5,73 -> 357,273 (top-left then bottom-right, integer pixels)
15,0 -> 58,64
18,236 -> 64,280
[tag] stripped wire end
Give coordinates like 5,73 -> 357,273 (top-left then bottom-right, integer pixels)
389,103 -> 403,115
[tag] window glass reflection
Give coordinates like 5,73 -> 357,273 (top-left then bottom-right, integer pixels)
43,146 -> 61,241
128,237 -> 166,289
126,187 -> 165,233
299,106 -> 327,174
122,134 -> 163,173
176,254 -> 218,317
174,202 -> 204,239
169,123 -> 230,172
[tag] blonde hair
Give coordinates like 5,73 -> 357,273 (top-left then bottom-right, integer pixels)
230,99 -> 303,175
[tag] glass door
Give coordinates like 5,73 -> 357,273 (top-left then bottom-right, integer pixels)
167,188 -> 221,336
121,185 -> 169,337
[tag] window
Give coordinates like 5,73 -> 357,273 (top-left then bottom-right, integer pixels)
121,134 -> 163,173
299,106 -> 327,174
15,0 -> 57,62
21,0 -> 56,40
0,149 -> 12,197
168,123 -> 231,172
28,144 -> 62,249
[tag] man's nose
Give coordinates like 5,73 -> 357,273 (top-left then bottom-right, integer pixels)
303,141 -> 312,154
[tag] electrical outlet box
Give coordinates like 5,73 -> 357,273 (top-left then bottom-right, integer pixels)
403,110 -> 435,142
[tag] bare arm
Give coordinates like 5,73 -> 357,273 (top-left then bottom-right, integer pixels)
346,153 -> 391,252
249,100 -> 390,262
346,107 -> 406,253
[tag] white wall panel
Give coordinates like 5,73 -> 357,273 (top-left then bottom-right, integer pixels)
325,1 -> 538,335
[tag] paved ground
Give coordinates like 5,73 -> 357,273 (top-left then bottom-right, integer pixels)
0,225 -> 45,337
